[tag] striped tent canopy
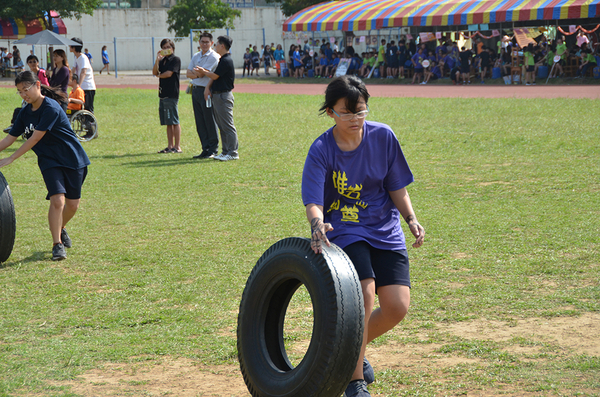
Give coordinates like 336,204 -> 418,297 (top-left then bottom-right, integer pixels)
0,11 -> 66,39
283,0 -> 600,31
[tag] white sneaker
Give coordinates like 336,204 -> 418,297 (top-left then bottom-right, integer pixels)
214,153 -> 239,161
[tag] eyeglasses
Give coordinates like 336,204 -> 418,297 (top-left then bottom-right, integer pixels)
200,40 -> 211,45
17,84 -> 34,96
331,107 -> 369,121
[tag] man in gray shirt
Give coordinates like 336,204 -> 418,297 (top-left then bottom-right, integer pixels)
187,32 -> 220,159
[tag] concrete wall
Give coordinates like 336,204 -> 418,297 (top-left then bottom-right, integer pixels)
13,7 -> 286,71
5,7 -> 406,72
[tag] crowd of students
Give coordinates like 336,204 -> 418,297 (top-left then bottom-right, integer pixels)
241,42 -> 286,77
246,32 -> 599,84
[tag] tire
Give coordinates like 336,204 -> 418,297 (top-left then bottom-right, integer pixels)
238,237 -> 364,397
70,110 -> 98,142
0,171 -> 16,263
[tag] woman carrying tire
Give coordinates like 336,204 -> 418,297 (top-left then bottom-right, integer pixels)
0,71 -> 90,261
302,75 -> 425,397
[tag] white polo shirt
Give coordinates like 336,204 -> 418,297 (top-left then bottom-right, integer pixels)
187,48 -> 219,87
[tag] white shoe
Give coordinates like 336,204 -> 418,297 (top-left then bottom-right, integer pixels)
214,153 -> 239,161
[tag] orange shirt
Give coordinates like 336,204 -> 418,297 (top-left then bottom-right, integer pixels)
477,42 -> 484,55
67,86 -> 85,110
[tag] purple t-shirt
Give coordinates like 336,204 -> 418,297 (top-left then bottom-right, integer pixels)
412,53 -> 424,69
302,121 -> 414,250
443,55 -> 455,69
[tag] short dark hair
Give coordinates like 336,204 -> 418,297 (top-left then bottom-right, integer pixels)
319,75 -> 370,115
71,73 -> 79,84
217,35 -> 233,50
26,55 -> 39,64
160,38 -> 175,52
199,32 -> 213,41
70,37 -> 83,53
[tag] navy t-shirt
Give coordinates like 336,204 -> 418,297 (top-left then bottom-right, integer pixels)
10,97 -> 90,172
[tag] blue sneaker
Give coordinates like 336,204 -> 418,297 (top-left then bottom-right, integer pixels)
363,357 -> 375,385
52,243 -> 67,261
343,379 -> 370,397
61,228 -> 72,248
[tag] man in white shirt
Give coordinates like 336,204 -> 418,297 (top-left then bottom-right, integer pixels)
70,38 -> 97,113
187,32 -> 220,159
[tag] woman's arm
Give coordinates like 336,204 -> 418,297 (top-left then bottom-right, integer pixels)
0,134 -> 18,153
388,187 -> 425,248
152,54 -> 161,77
0,130 -> 45,168
305,203 -> 334,254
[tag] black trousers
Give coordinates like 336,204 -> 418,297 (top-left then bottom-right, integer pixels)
191,85 -> 219,153
84,90 -> 95,113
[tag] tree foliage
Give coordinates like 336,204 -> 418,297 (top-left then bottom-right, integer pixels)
0,0 -> 103,30
264,0 -> 323,17
166,0 -> 242,38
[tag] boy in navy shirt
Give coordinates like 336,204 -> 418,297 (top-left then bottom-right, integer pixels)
0,71 -> 90,261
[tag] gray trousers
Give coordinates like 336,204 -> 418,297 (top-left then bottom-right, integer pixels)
212,91 -> 239,156
192,86 -> 219,153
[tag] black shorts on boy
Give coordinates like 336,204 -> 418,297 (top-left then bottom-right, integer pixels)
343,240 -> 411,291
42,166 -> 88,200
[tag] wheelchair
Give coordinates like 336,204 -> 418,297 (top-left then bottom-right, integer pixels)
66,108 -> 98,142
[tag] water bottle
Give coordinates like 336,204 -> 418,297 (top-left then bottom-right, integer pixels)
206,95 -> 212,108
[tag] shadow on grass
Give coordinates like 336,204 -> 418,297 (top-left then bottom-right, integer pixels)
0,251 -> 48,269
119,157 -> 218,168
88,152 -> 153,160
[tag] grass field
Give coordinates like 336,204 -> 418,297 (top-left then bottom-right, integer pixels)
0,87 -> 598,396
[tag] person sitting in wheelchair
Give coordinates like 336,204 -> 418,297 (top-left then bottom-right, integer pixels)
66,73 -> 97,140
67,73 -> 84,114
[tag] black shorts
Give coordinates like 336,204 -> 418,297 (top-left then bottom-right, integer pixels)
526,65 -> 534,72
42,166 -> 88,200
343,240 -> 411,291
